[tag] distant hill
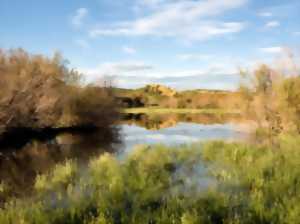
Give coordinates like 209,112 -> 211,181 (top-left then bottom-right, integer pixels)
114,84 -> 241,110
144,84 -> 177,97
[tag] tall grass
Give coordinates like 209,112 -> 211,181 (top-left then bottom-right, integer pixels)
202,135 -> 300,223
0,137 -> 299,223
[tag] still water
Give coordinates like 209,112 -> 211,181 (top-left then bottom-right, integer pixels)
0,113 -> 248,201
121,122 -> 246,153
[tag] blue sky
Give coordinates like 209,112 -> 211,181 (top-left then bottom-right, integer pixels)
0,0 -> 299,90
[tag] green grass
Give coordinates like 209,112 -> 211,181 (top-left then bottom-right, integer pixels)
122,107 -> 240,114
0,136 -> 300,223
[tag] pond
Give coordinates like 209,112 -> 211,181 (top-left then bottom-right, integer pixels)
121,122 -> 246,153
0,113 -> 249,202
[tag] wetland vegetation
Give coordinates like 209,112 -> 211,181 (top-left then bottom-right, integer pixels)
0,49 -> 118,135
1,136 -> 300,224
2,0 -> 300,222
0,49 -> 300,223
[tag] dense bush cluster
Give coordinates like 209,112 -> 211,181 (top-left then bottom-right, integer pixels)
115,86 -> 241,110
0,137 -> 299,223
0,49 -> 118,131
239,58 -> 300,137
202,136 -> 300,223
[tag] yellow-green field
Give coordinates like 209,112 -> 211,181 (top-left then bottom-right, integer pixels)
122,107 -> 240,114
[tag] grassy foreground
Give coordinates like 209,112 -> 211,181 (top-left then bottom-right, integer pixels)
122,107 -> 240,115
0,136 -> 299,223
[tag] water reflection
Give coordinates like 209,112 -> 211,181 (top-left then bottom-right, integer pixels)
0,127 -> 120,202
0,113 -> 247,202
121,112 -> 243,130
121,123 -> 246,153
120,113 -> 247,151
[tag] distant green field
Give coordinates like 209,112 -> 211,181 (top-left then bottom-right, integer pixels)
122,107 -> 240,114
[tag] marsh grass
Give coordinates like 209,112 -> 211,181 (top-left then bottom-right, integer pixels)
0,136 -> 299,223
201,136 -> 300,223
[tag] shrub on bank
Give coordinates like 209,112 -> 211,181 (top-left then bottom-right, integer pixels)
0,49 -> 118,131
239,55 -> 300,137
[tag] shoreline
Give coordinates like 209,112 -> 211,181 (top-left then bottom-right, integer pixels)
121,107 -> 241,115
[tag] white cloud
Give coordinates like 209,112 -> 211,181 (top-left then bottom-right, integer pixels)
265,20 -> 280,28
177,53 -> 213,61
258,12 -> 273,17
80,61 -> 153,82
259,47 -> 283,54
122,46 -> 137,54
79,56 -> 240,82
89,0 -> 247,41
72,8 -> 88,27
138,0 -> 165,7
113,73 -> 240,90
78,56 -> 247,90
293,31 -> 300,36
74,39 -> 90,49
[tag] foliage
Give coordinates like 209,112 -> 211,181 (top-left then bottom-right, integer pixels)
122,107 -> 238,115
0,48 -> 118,130
114,86 -> 241,110
201,136 -> 300,223
0,137 -> 299,223
239,54 -> 300,137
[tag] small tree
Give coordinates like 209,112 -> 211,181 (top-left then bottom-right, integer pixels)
239,52 -> 300,139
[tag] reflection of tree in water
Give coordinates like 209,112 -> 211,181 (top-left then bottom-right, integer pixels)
0,127 -> 120,202
121,113 -> 243,130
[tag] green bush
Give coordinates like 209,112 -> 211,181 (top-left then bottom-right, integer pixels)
202,136 -> 300,223
0,137 -> 299,223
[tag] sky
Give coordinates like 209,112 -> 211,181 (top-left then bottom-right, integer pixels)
0,0 -> 299,90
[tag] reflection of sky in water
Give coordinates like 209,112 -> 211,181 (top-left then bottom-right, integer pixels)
118,122 -> 247,191
120,122 -> 246,153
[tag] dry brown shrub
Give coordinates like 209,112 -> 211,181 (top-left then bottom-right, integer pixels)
0,49 -> 118,132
